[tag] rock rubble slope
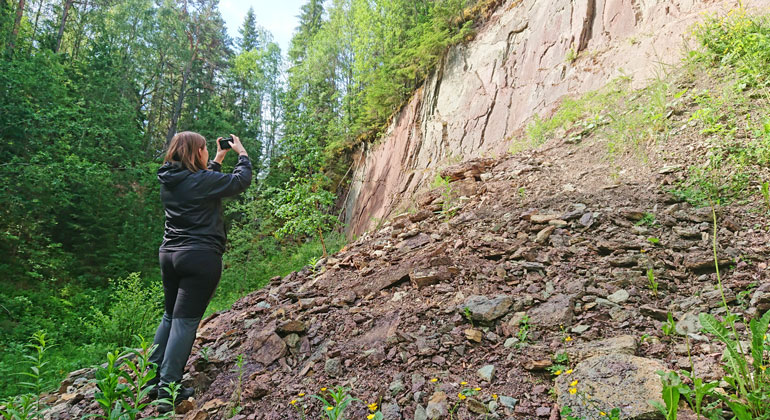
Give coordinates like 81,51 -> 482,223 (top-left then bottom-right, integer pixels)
44,120 -> 770,419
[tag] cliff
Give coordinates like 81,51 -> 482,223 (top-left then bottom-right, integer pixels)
344,0 -> 754,237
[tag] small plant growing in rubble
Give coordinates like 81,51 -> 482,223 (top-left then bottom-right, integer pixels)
463,307 -> 474,327
227,354 -> 246,418
647,268 -> 659,297
661,313 -> 676,337
431,175 -> 455,220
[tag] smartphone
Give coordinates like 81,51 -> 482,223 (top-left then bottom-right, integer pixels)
218,137 -> 233,150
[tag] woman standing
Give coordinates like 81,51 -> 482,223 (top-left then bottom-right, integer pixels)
149,131 -> 252,412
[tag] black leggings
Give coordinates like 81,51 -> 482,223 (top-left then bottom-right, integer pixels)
159,250 -> 222,318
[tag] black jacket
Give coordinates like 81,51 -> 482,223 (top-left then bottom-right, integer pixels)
157,156 -> 252,255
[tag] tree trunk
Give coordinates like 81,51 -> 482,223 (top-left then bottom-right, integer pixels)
8,0 -> 25,54
31,0 -> 42,45
165,61 -> 192,144
54,0 -> 73,53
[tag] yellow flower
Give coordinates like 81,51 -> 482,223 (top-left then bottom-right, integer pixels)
321,387 -> 327,391
565,369 -> 573,374
368,403 -> 378,412
569,388 -> 577,395
431,378 -> 438,383
326,406 -> 333,411
600,412 -> 607,416
298,393 -> 305,397
458,393 -> 466,400
460,381 -> 467,385
290,400 -> 297,405
554,370 -> 562,376
492,394 -> 498,400
570,380 -> 578,387
474,387 -> 481,391
368,415 -> 375,420
760,365 -> 767,371
564,336 -> 573,342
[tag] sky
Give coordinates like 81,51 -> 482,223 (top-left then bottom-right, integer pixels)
219,0 -> 307,56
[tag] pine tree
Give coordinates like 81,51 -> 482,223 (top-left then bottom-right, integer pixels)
238,6 -> 258,51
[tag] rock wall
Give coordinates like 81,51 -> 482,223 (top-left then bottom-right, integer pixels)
344,0 -> 764,237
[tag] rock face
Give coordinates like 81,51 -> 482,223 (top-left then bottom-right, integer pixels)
344,0 -> 757,237
556,354 -> 666,420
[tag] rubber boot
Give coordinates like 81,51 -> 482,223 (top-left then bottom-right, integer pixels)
159,317 -> 200,388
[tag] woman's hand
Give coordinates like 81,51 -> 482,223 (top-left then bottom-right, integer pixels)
229,134 -> 248,157
213,137 -> 229,164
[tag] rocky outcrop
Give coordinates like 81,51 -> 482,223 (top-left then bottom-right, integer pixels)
344,0 -> 759,237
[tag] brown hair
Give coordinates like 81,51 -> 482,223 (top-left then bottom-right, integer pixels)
165,131 -> 208,172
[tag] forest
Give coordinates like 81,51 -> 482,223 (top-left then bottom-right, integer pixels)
0,0 -> 484,398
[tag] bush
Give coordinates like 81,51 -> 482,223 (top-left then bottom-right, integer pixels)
87,273 -> 162,347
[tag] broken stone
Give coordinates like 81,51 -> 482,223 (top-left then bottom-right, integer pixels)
607,289 -> 630,304
461,295 -> 512,322
528,294 -> 574,328
464,329 -> 483,343
425,391 -> 448,419
477,365 -> 495,382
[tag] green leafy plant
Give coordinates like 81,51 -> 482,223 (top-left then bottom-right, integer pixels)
647,237 -> 660,245
762,181 -> 770,211
463,307 -> 474,327
650,370 -> 682,420
646,268 -> 659,297
91,335 -> 170,420
312,386 -> 357,420
661,313 -> 676,337
635,213 -> 656,227
516,315 -> 531,344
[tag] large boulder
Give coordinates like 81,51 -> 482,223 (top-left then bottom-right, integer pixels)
556,354 -> 665,420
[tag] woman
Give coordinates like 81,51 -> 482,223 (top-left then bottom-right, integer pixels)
149,131 -> 252,411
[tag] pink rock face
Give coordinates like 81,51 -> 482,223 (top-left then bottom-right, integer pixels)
344,0 -> 758,237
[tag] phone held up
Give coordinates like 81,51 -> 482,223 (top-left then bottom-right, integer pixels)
218,137 -> 233,150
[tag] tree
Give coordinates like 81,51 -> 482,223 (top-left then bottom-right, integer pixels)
238,6 -> 258,51
7,0 -> 24,53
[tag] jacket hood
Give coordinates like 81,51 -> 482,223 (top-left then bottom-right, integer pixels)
157,162 -> 192,187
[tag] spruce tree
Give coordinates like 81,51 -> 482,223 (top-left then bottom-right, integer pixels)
238,7 -> 259,51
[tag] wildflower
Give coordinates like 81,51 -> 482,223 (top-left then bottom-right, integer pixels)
600,412 -> 607,416
321,387 -> 327,391
565,369 -> 573,374
761,365 -> 767,372
458,393 -> 467,400
492,394 -> 498,400
431,378 -> 438,383
368,403 -> 378,412
564,336 -> 573,342
326,406 -> 333,411
298,393 -> 305,397
460,381 -> 467,385
554,370 -> 562,376
569,388 -> 577,395
368,415 -> 375,420
570,380 -> 578,387
290,400 -> 297,405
